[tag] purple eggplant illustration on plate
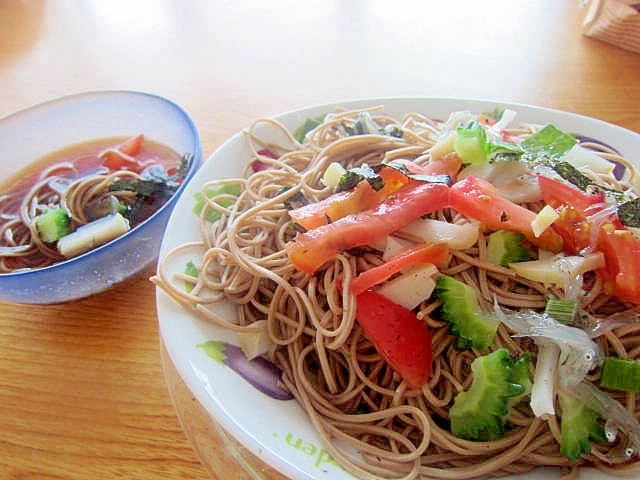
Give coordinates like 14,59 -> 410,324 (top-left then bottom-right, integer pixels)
197,340 -> 294,401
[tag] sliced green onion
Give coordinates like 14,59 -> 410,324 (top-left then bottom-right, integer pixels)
545,298 -> 578,324
600,357 -> 640,392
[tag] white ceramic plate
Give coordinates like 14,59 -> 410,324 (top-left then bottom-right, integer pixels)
156,97 -> 640,480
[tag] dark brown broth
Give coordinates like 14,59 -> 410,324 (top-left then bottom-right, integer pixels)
0,136 -> 181,197
0,136 -> 183,271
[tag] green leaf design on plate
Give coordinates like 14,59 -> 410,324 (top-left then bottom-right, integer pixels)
196,340 -> 227,365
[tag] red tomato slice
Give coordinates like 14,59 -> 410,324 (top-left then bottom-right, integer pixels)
598,229 -> 640,304
289,165 -> 411,230
100,151 -> 143,172
350,242 -> 450,296
117,133 -> 144,157
396,154 -> 463,180
538,175 -> 609,254
289,189 -> 352,230
538,175 -> 605,212
356,290 -> 432,389
538,175 -> 640,305
450,175 -> 563,252
552,206 -> 595,254
100,134 -> 149,173
286,181 -> 450,274
290,157 -> 461,232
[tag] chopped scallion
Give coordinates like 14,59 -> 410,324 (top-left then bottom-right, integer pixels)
600,357 -> 640,392
545,298 -> 578,324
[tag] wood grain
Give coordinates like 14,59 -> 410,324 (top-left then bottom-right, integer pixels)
0,1 -> 639,479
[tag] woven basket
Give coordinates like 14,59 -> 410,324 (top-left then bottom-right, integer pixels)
582,0 -> 640,54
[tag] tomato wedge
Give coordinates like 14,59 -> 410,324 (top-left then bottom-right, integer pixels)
286,181 -> 450,274
450,175 -> 563,252
551,205 -> 596,254
117,133 -> 144,156
538,175 -> 640,304
100,134 -> 150,173
538,175 -> 605,212
396,154 -> 463,180
289,165 -> 410,230
599,229 -> 640,304
290,157 -> 461,231
538,176 -> 604,254
356,289 -> 432,389
350,242 -> 450,296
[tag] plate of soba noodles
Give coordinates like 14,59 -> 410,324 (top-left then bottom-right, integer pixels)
154,97 -> 640,480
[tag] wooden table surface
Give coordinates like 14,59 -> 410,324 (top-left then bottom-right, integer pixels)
1,1 -> 639,479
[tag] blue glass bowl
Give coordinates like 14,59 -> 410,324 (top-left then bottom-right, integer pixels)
0,91 -> 202,304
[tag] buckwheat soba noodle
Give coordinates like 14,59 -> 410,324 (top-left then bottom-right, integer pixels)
0,135 -> 188,272
153,106 -> 640,480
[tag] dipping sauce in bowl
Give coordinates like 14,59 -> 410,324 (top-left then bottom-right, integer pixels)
0,90 -> 201,304
0,134 -> 190,270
